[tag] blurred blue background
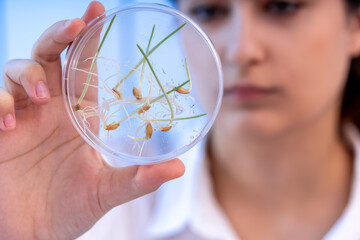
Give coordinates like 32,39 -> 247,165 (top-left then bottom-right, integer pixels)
0,0 -> 174,87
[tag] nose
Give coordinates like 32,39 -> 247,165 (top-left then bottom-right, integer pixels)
225,8 -> 266,71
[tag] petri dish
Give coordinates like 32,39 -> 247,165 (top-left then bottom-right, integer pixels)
62,3 -> 223,166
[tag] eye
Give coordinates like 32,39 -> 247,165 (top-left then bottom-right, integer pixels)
189,4 -> 229,22
265,1 -> 303,15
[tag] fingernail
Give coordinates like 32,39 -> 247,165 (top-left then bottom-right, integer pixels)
3,113 -> 15,129
36,81 -> 50,99
64,19 -> 72,27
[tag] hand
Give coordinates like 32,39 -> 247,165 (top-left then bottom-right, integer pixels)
0,2 -> 185,240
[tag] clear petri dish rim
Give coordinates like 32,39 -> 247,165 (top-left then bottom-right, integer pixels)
62,3 -> 224,166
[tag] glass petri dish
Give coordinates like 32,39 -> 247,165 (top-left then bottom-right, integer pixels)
62,3 -> 223,166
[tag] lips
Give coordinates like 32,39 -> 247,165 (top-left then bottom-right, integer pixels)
224,85 -> 279,101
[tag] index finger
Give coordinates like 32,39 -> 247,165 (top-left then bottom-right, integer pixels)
32,19 -> 86,65
31,1 -> 105,91
32,1 -> 105,65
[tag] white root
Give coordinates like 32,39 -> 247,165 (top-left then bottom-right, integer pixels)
74,55 -> 197,160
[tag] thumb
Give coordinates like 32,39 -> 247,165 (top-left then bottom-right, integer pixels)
96,158 -> 185,213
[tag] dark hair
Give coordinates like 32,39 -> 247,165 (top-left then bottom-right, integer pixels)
347,0 -> 360,8
342,0 -> 360,130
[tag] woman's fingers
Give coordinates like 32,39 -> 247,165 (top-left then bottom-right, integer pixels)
3,59 -> 50,107
98,159 -> 185,213
31,18 -> 86,93
81,1 -> 105,23
31,2 -> 105,95
0,88 -> 15,131
32,18 -> 87,64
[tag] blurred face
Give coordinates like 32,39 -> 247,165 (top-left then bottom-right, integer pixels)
178,0 -> 360,139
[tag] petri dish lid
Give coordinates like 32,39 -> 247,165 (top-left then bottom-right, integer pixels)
62,3 -> 223,166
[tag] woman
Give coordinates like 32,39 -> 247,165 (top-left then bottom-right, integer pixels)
174,0 -> 360,239
80,0 -> 360,239
1,0 -> 360,239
